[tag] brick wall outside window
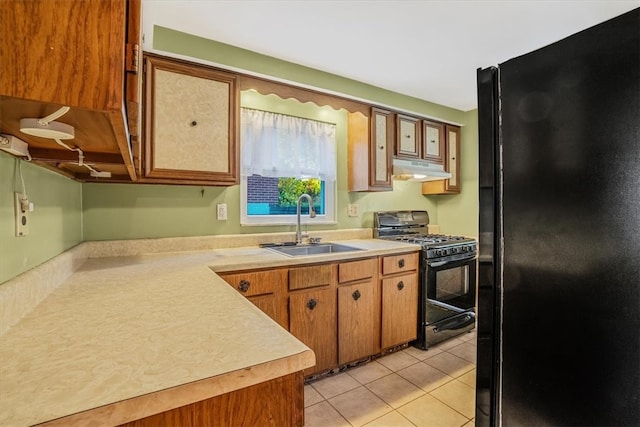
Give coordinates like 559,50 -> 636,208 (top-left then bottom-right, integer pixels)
247,175 -> 280,204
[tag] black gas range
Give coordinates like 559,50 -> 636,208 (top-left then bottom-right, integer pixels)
374,210 -> 477,349
374,211 -> 477,261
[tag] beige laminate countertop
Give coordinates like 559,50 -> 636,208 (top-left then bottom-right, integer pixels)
0,238 -> 419,427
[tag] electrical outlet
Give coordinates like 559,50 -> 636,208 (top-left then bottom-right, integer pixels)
217,203 -> 228,221
348,204 -> 359,217
14,192 -> 29,237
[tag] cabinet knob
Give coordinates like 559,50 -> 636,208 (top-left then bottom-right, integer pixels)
352,290 -> 361,301
397,281 -> 405,291
238,279 -> 250,292
405,134 -> 411,138
379,145 -> 384,150
190,120 -> 198,127
398,259 -> 405,268
307,299 -> 317,310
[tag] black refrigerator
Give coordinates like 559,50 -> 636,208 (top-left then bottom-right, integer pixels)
476,8 -> 639,426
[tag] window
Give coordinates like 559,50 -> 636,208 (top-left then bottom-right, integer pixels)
240,108 -> 337,225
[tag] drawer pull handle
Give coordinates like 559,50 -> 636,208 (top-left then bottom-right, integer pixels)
352,290 -> 361,301
398,259 -> 405,268
238,280 -> 250,293
307,299 -> 317,310
397,281 -> 405,291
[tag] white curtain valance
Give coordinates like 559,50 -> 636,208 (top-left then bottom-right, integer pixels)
240,108 -> 337,180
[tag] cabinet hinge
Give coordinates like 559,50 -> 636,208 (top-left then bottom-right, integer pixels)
125,43 -> 139,73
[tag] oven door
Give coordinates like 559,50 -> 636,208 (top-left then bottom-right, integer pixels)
425,256 -> 477,310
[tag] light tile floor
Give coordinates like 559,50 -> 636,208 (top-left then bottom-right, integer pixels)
304,330 -> 476,427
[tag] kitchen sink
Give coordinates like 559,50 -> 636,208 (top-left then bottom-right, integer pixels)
266,243 -> 364,257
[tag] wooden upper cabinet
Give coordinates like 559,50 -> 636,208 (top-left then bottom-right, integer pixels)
0,0 -> 140,182
347,107 -> 393,191
1,0 -> 126,110
422,120 -> 445,164
422,125 -> 461,194
142,55 -> 239,185
396,114 -> 421,158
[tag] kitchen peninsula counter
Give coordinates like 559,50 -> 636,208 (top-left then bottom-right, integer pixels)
0,237 -> 419,426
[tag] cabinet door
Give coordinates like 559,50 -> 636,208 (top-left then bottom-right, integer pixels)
338,280 -> 378,364
289,287 -> 337,376
396,114 -> 421,158
247,294 -> 288,330
422,120 -> 445,164
370,108 -> 393,188
219,269 -> 288,329
444,125 -> 461,192
421,125 -> 461,195
381,273 -> 418,349
143,55 -> 238,185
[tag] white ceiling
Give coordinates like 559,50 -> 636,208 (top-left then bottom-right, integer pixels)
142,1 -> 638,111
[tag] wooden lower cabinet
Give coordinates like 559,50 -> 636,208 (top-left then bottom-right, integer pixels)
119,371 -> 304,427
338,280 -> 378,364
289,287 -> 337,376
381,273 -> 419,349
219,251 -> 419,377
246,293 -> 287,329
219,269 -> 288,329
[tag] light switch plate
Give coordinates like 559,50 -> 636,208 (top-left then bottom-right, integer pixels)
347,204 -> 359,217
217,203 -> 228,221
14,192 -> 29,237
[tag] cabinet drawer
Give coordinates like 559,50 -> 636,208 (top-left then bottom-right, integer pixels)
220,269 -> 287,297
381,252 -> 419,275
338,258 -> 377,284
289,264 -> 336,290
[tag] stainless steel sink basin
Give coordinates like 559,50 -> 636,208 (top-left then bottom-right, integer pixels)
267,243 -> 364,257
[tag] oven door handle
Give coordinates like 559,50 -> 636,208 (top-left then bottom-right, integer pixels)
433,312 -> 475,333
428,261 -> 448,268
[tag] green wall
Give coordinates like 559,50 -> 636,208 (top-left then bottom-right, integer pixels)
83,91 -> 439,240
435,110 -> 479,238
83,25 -> 478,240
153,26 -> 467,125
0,152 -> 82,283
2,25 -> 479,282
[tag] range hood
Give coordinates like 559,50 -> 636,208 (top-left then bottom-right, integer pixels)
392,158 -> 452,181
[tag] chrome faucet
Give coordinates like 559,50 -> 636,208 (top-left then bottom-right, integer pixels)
296,194 -> 316,244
